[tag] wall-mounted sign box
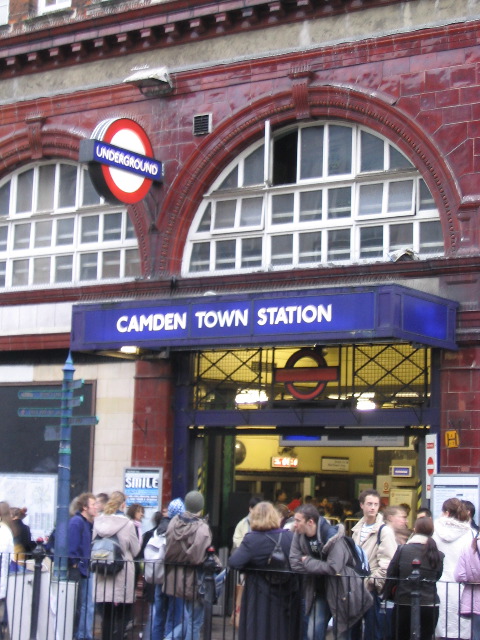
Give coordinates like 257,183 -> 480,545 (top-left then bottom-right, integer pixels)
390,466 -> 413,477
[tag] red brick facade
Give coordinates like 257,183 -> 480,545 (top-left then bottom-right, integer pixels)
2,0 -> 480,483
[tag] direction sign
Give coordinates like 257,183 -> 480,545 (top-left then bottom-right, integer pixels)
70,416 -> 99,426
18,389 -> 63,400
18,408 -> 62,418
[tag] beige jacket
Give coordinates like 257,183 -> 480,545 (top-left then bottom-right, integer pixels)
92,513 -> 141,604
351,514 -> 397,593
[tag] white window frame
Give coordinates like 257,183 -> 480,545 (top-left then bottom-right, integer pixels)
0,162 -> 140,289
183,122 -> 443,277
37,0 -> 71,15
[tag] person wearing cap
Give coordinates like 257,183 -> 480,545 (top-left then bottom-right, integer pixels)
163,491 -> 212,640
150,499 -> 185,640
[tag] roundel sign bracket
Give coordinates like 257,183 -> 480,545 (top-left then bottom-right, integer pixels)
79,118 -> 163,204
274,347 -> 340,400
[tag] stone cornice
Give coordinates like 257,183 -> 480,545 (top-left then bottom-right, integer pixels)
0,0 -> 411,80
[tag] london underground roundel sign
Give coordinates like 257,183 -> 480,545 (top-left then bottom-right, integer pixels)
79,118 -> 163,204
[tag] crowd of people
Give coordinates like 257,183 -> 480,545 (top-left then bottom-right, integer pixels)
0,488 -> 479,640
228,491 -> 480,640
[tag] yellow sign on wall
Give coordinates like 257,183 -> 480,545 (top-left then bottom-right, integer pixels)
445,430 -> 459,448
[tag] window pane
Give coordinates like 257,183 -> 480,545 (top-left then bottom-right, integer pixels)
33,257 -> 51,284
103,213 -> 122,242
215,240 -> 236,270
328,229 -> 350,261
55,255 -> 73,283
0,262 -> 6,287
59,164 -> 77,208
360,226 -> 384,258
16,170 -> 34,213
360,131 -> 384,172
271,194 -> 294,225
125,249 -> 141,277
0,227 -> 7,251
390,223 -> 413,251
388,180 -> 413,213
34,220 -> 52,248
197,204 -> 212,232
240,198 -> 263,227
13,223 -> 31,250
328,187 -> 351,219
81,216 -> 99,243
243,146 -> 264,186
419,180 -> 435,210
37,165 -> 55,211
102,250 -> 121,278
190,243 -> 210,272
359,184 -> 383,215
218,167 -> 238,190
125,215 -> 136,240
389,146 -> 414,170
12,259 -> 29,286
0,183 -> 10,217
241,237 -> 262,268
300,190 -> 322,222
214,201 -> 236,229
56,218 -> 74,246
299,232 -> 322,263
328,126 -> 352,175
82,169 -> 101,206
274,131 -> 298,185
300,127 -> 323,180
271,235 -> 293,266
80,253 -> 98,280
419,221 -> 443,254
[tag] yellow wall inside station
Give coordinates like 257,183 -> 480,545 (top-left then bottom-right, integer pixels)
235,435 -> 374,474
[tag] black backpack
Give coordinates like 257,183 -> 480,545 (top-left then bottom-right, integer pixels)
343,536 -> 370,577
264,531 -> 290,584
90,533 -> 124,575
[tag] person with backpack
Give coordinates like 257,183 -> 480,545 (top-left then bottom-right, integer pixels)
385,516 -> 444,640
288,503 -> 339,640
350,489 -> 397,640
228,501 -> 301,640
148,498 -> 185,640
92,490 -> 141,640
163,491 -> 212,640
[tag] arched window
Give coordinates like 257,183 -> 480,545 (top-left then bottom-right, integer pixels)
0,162 -> 140,288
183,122 -> 443,275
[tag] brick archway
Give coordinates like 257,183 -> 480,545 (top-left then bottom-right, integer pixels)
160,84 -> 461,273
0,124 -> 152,277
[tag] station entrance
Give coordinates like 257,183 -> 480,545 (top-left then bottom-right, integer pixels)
180,343 -> 437,547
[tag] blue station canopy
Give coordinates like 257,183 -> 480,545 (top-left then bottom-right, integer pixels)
71,284 -> 458,352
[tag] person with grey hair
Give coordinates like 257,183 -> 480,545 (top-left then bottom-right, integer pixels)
163,491 -> 212,640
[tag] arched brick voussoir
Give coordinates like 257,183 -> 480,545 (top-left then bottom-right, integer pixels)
159,84 -> 463,273
0,125 -> 89,175
0,124 -> 152,275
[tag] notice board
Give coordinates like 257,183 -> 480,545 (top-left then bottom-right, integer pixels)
431,474 -> 480,520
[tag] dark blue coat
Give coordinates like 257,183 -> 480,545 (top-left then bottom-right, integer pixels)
229,528 -> 302,640
68,511 -> 93,577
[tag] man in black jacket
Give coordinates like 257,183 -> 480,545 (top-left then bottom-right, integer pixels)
289,504 -> 337,640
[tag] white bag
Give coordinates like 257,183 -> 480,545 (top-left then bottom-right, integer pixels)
143,531 -> 166,584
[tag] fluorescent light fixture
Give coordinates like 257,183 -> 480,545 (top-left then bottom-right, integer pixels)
120,346 -> 139,355
235,389 -> 268,405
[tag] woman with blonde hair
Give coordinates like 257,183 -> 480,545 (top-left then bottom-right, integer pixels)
433,497 -> 473,639
229,501 -> 301,640
0,501 -> 14,628
93,491 -> 140,640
